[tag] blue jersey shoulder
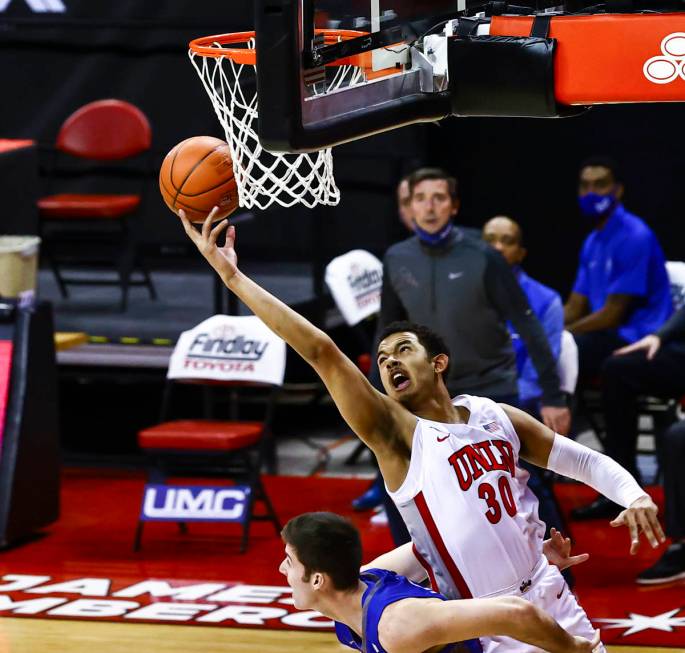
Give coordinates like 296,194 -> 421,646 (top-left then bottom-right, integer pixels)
334,569 -> 482,653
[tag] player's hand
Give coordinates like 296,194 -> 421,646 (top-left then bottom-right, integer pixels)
179,207 -> 238,281
571,630 -> 602,653
614,334 -> 661,360
610,494 -> 666,555
540,405 -> 571,435
542,527 -> 589,571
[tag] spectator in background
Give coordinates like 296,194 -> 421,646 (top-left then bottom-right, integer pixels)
396,176 -> 414,232
374,167 -> 569,544
378,168 -> 567,425
482,215 -> 568,559
563,156 -> 672,382
572,308 -> 685,545
482,215 -> 563,414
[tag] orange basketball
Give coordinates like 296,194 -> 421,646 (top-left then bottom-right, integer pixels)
159,136 -> 238,223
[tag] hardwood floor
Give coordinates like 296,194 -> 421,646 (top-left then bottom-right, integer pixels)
0,618 -> 680,653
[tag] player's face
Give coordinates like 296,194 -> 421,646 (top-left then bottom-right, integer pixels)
279,543 -> 315,610
410,179 -> 458,234
397,179 -> 414,232
377,332 -> 441,405
578,166 -> 617,197
482,216 -> 525,266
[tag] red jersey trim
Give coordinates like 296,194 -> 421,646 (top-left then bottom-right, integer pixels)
414,491 -> 473,598
411,543 -> 439,591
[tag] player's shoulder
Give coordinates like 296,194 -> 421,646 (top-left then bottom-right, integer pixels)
377,596 -> 443,653
454,394 -> 518,440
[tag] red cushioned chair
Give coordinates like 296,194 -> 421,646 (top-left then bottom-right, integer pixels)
38,99 -> 156,311
134,315 -> 283,553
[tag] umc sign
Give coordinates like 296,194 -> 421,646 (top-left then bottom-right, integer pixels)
140,485 -> 250,522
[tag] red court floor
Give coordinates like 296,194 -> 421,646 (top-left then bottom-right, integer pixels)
0,468 -> 683,647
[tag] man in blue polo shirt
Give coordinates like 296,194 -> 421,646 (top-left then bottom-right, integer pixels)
565,156 -> 673,520
483,215 -> 563,414
564,156 -> 672,379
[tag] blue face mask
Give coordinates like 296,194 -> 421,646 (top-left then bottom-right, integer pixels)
414,221 -> 454,247
578,191 -> 618,222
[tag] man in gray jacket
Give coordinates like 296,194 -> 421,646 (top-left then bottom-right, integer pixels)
377,168 -> 569,431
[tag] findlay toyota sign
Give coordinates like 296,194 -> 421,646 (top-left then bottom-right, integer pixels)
168,315 -> 286,385
0,574 -> 332,629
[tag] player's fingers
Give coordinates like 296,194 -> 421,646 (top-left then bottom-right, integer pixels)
647,510 -> 667,543
568,553 -> 590,567
625,511 -> 640,554
202,207 -> 220,240
637,510 -> 659,548
225,224 -> 236,249
178,210 -> 197,240
610,510 -> 626,527
209,218 -> 229,245
591,629 -> 601,650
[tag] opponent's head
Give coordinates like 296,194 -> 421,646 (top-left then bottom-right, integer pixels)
407,168 -> 459,237
280,512 -> 362,609
377,321 -> 450,407
578,155 -> 624,225
397,177 -> 414,232
482,215 -> 526,267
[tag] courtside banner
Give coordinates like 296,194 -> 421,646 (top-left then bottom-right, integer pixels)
140,485 -> 250,523
325,249 -> 382,326
167,315 -> 285,385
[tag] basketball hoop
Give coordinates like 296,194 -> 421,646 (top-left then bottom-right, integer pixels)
189,30 -> 369,210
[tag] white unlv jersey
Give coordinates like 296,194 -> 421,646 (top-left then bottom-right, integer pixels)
388,394 -> 545,599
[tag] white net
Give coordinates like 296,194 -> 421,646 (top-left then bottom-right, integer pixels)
189,35 -> 365,211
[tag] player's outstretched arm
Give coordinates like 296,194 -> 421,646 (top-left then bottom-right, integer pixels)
379,595 -> 601,653
361,543 -> 427,584
180,210 -> 415,452
502,404 -> 666,555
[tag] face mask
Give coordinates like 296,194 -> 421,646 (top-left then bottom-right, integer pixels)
414,221 -> 454,247
578,191 -> 618,222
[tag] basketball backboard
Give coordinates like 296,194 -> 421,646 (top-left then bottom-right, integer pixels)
254,0 -> 466,152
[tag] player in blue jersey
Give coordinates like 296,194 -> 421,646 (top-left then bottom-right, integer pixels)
280,512 -> 600,653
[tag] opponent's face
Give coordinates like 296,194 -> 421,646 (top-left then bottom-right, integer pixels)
482,216 -> 525,266
410,179 -> 458,234
377,332 -> 446,405
578,165 -> 623,199
397,179 -> 414,232
279,543 -> 316,610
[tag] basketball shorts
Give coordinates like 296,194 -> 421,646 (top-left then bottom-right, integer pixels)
479,555 -> 605,653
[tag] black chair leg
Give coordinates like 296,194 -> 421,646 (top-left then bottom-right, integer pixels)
345,441 -> 370,466
240,493 -> 255,554
133,521 -> 144,552
43,239 -> 70,299
117,234 -> 136,312
137,251 -> 157,300
256,478 -> 282,534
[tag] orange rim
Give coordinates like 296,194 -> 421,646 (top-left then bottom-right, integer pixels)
189,29 -> 371,67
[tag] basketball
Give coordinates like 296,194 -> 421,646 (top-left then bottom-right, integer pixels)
159,136 -> 238,223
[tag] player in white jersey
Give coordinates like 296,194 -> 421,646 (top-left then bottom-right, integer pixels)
180,209 -> 665,653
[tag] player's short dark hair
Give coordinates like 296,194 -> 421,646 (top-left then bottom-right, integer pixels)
281,512 -> 361,591
579,155 -> 622,183
378,321 -> 451,378
407,167 -> 459,200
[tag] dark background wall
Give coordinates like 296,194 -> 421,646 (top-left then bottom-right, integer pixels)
1,1 -> 683,300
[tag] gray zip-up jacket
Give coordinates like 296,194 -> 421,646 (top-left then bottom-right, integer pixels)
375,228 -> 565,406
